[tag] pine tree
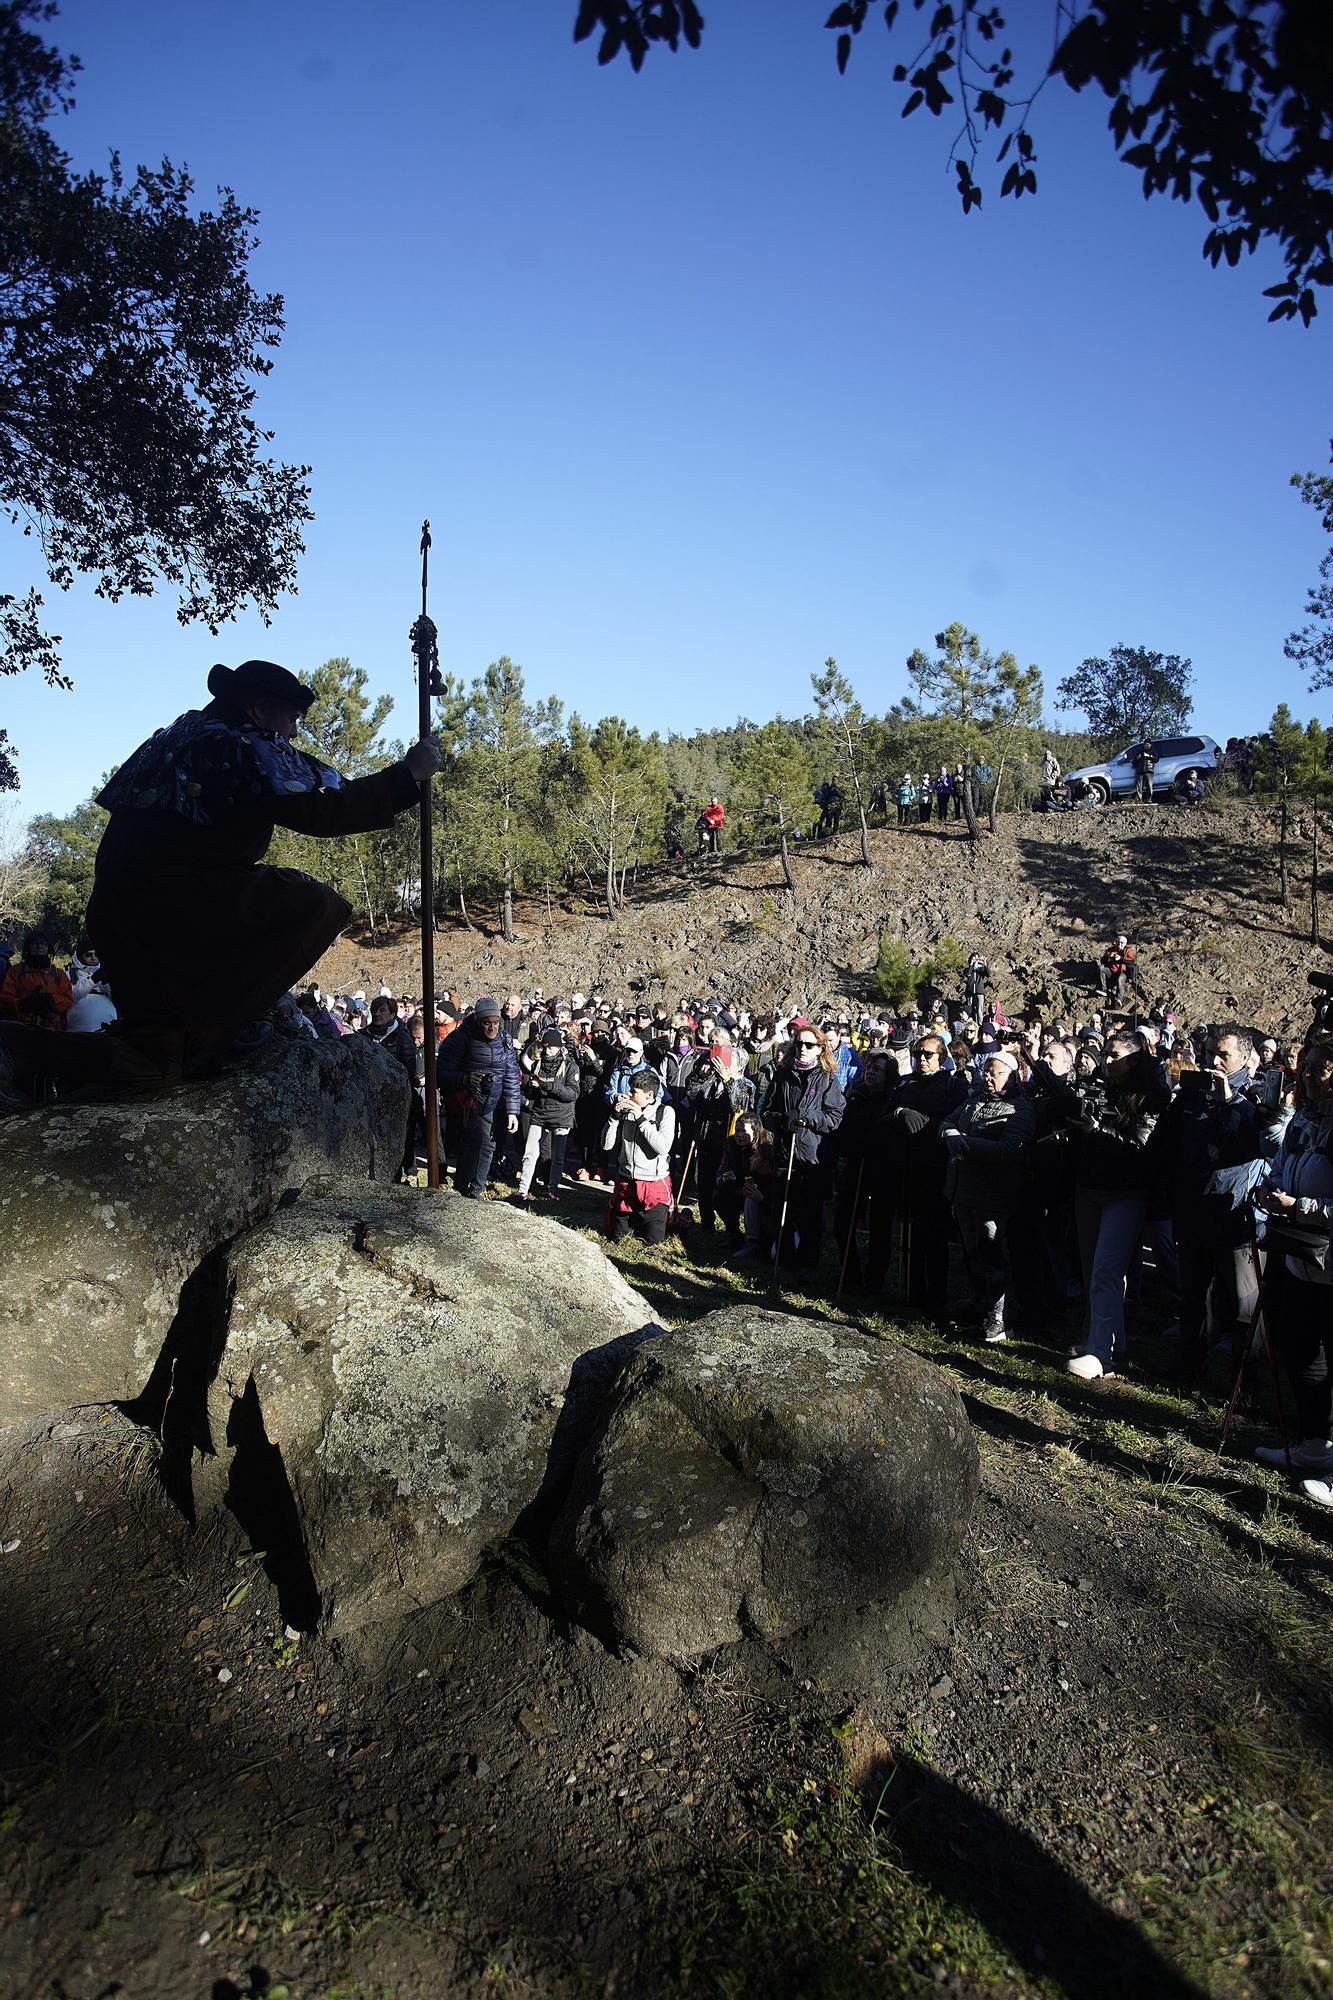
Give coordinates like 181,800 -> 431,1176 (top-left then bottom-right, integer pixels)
811,658 -> 873,869
730,718 -> 816,897
454,657 -> 561,941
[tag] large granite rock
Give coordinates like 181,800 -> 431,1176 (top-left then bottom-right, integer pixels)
0,1035 -> 409,1424
205,1180 -> 663,1634
552,1306 -> 977,1663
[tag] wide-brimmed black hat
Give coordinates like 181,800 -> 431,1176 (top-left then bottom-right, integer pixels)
207,659 -> 314,712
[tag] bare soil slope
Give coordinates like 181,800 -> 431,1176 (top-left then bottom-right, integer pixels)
317,799 -> 1330,1031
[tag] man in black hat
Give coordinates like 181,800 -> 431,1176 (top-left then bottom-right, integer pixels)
82,659 -> 441,1082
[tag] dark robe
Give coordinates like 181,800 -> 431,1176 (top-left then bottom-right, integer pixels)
87,701 -> 418,1034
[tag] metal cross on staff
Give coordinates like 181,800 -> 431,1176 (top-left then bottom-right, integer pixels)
410,520 -> 446,1188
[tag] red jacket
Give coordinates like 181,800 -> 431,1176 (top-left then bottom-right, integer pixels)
0,962 -> 75,1029
702,802 -> 725,830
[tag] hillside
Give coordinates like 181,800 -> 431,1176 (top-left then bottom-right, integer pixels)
317,797 -> 1331,1033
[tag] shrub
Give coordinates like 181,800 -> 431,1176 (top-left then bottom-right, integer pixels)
873,934 -> 928,1009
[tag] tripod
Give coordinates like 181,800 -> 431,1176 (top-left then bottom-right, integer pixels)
1217,1225 -> 1292,1471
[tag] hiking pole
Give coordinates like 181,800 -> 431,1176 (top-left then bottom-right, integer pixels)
671,1140 -> 697,1223
898,1157 -> 910,1300
769,1131 -> 798,1294
411,521 -> 446,1189
835,1157 -> 865,1304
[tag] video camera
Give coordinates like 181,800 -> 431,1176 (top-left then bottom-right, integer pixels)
1073,1075 -> 1108,1125
1308,971 -> 1333,1039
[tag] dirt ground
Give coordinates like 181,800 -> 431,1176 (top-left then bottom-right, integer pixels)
2,1177 -> 1330,2000
315,795 -> 1331,1037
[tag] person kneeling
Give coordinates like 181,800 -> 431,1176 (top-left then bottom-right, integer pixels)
604,1071 -> 677,1246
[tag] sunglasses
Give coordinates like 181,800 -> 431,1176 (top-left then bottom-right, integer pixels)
796,1038 -> 820,1050
917,1049 -> 942,1062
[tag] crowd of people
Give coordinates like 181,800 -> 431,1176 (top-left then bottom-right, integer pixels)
3,638 -> 1330,1527
197,945 -> 1329,1514
3,917 -> 1331,1506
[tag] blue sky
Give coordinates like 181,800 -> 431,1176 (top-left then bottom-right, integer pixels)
5,0 -> 1331,824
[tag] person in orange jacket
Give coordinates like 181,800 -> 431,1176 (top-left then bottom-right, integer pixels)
0,929 -> 74,1030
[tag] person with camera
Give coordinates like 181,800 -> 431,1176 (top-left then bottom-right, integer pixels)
963,952 -> 988,1021
603,1068 -> 677,1245
1033,1032 -> 1171,1379
511,1026 -> 580,1206
438,996 -> 521,1198
939,1050 -> 1035,1342
1133,741 -> 1156,803
1158,1024 -> 1288,1386
1252,1034 -> 1333,1506
1096,934 -> 1135,1007
684,1037 -> 755,1236
0,929 -> 74,1032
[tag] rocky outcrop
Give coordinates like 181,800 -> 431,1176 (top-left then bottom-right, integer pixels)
0,1035 -> 409,1424
205,1180 -> 663,1634
552,1306 -> 977,1665
0,1043 -> 26,1118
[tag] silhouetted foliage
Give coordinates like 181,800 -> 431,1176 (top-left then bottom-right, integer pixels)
574,1 -> 1333,321
1286,438 -> 1333,689
0,0 -> 312,783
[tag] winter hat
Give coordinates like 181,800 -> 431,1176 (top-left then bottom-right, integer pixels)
541,1027 -> 564,1049
787,1015 -> 810,1032
474,996 -> 501,1019
987,1049 -> 1020,1075
625,1035 -> 644,1057
571,992 -> 586,1009
888,1029 -> 913,1052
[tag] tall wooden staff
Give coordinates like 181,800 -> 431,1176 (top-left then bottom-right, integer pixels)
410,520 -> 445,1188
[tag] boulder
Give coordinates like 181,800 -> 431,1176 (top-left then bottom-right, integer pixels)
552,1307 -> 977,1663
0,1034 -> 409,1424
206,1180 -> 662,1633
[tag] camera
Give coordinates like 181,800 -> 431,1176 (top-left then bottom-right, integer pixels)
1073,1076 -> 1108,1123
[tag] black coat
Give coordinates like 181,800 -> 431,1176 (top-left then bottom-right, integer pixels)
522,1051 -> 581,1131
761,1063 -> 846,1167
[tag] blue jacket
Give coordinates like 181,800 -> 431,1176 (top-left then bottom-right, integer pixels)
604,1058 -> 663,1108
439,1017 -> 521,1119
833,1040 -> 864,1095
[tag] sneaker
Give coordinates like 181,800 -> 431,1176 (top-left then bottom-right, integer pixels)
508,1190 -> 530,1207
1299,1479 -> 1333,1509
1255,1439 -> 1333,1473
1065,1353 -> 1105,1381
982,1325 -> 1008,1345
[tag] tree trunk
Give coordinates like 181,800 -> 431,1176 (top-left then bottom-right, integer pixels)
777,816 -> 796,898
1313,797 -> 1321,945
502,876 -> 515,943
457,862 -> 474,930
962,777 -> 981,849
355,844 -> 377,940
605,847 -> 617,920
987,754 -> 1008,836
1278,787 -> 1290,909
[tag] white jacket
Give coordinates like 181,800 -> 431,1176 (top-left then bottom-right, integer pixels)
602,1100 -> 676,1183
